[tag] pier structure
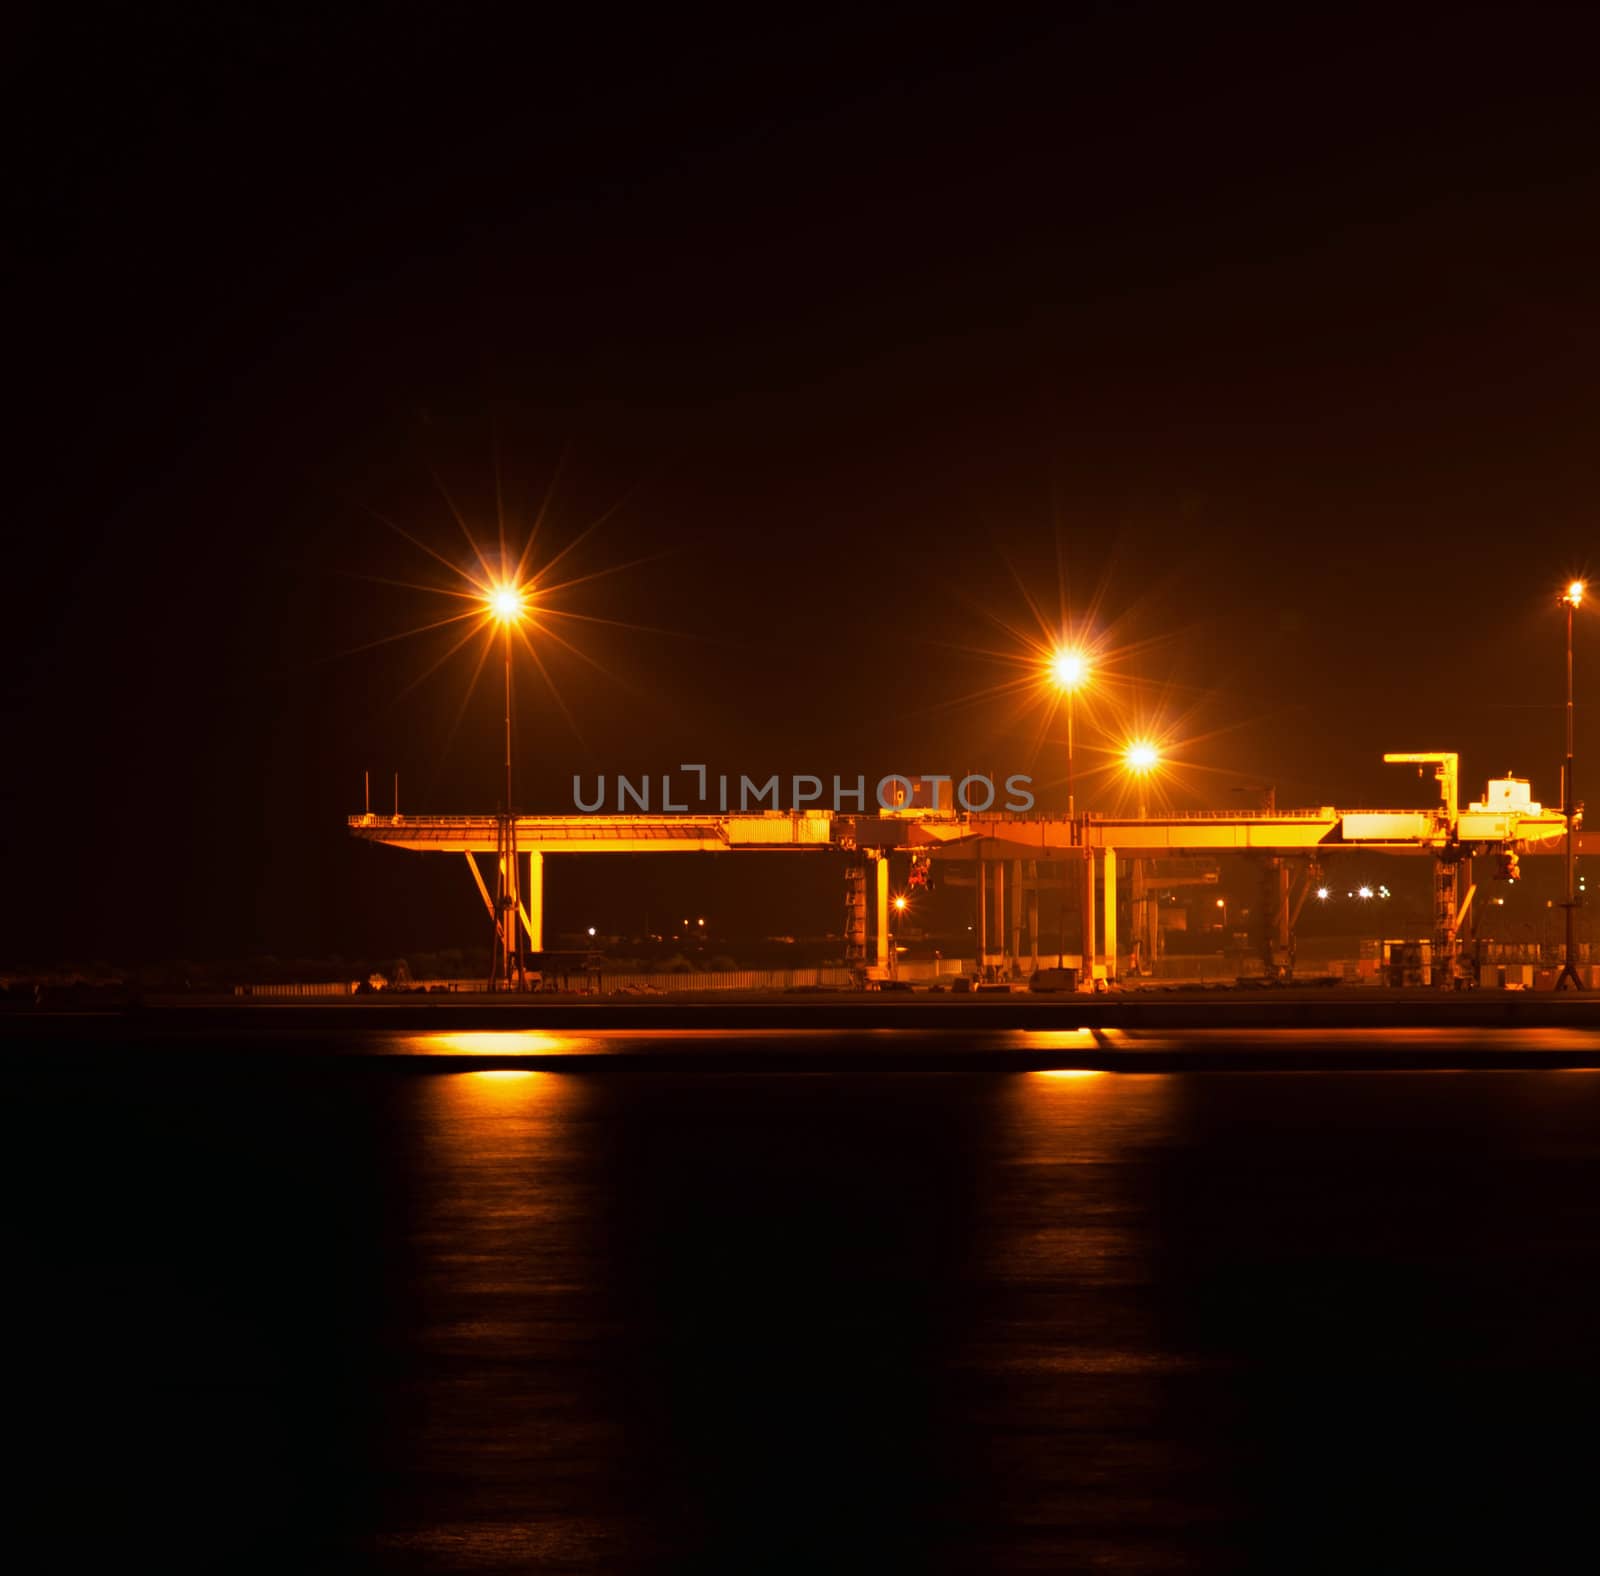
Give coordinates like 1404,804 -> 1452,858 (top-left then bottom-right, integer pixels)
350,754 -> 1575,989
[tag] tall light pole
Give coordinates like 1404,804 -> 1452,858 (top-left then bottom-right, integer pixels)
1049,649 -> 1088,817
487,582 -> 529,990
1558,579 -> 1585,990
1123,741 -> 1161,976
1124,740 -> 1160,820
1049,649 -> 1090,971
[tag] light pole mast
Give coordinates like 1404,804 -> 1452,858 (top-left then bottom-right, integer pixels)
1124,741 -> 1159,820
504,621 -> 513,820
1049,648 -> 1089,972
1558,580 -> 1585,990
487,583 -> 528,992
1123,741 -> 1161,975
1066,688 -> 1076,821
502,620 -> 520,991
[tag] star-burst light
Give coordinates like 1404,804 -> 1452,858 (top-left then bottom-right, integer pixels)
1050,648 -> 1088,691
336,464 -> 668,763
488,584 -> 528,623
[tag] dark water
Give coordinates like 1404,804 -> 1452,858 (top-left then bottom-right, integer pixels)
7,1032 -> 1600,1570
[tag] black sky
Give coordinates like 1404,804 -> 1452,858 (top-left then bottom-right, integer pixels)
7,3 -> 1600,962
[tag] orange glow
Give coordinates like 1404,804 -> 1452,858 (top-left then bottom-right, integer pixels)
1566,579 -> 1586,608
893,895 -> 908,912
1124,740 -> 1160,773
488,584 -> 527,622
1050,648 -> 1088,691
405,1031 -> 582,1056
421,1068 -> 577,1169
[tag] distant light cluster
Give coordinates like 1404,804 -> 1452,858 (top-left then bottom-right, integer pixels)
1313,884 -> 1391,902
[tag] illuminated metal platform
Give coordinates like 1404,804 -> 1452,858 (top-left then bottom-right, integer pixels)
349,749 -> 1570,992
348,811 -> 837,853
347,802 -> 1566,859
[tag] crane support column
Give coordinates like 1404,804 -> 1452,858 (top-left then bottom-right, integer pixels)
993,861 -> 1006,976
1102,847 -> 1118,982
1080,846 -> 1097,990
490,815 -> 524,990
843,863 -> 868,975
1025,860 -> 1039,972
1009,858 -> 1024,971
1256,856 -> 1294,981
1433,855 -> 1460,988
874,852 -> 890,973
976,859 -> 988,972
522,849 -> 544,955
1131,858 -> 1157,975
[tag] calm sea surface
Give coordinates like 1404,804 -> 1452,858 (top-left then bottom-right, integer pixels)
6,1029 -> 1600,1570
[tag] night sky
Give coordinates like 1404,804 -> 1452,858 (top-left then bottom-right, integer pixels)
8,5 -> 1600,963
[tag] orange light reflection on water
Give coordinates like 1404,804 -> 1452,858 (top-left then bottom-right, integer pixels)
444,1068 -> 562,1114
1013,1028 -> 1123,1073
404,1031 -> 589,1056
425,1068 -> 576,1142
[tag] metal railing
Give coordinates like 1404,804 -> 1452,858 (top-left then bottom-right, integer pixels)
1079,808 -> 1340,821
349,814 -> 724,834
349,806 -> 1450,831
